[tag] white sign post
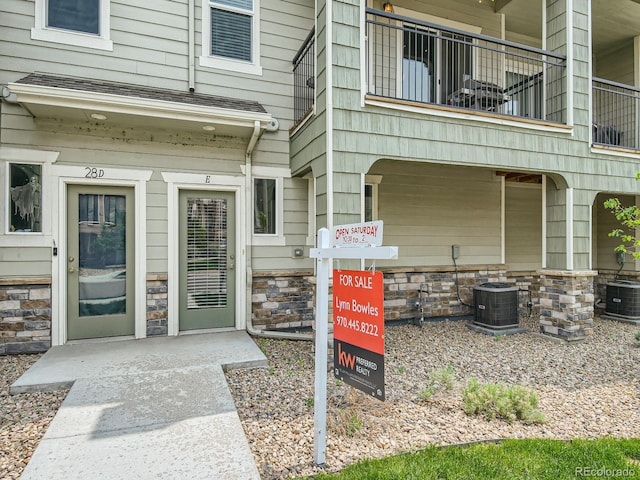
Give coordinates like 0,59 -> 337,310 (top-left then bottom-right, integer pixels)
310,223 -> 398,465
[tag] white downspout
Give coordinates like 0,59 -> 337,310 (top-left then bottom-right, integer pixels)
244,121 -> 313,340
188,0 -> 195,91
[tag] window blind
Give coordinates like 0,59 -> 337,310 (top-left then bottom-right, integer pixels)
211,7 -> 252,62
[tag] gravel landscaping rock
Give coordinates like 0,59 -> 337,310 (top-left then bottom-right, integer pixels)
1,316 -> 638,479
0,354 -> 67,480
226,316 -> 640,479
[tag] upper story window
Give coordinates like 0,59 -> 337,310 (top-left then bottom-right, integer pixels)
200,0 -> 262,75
48,0 -> 99,34
31,0 -> 113,51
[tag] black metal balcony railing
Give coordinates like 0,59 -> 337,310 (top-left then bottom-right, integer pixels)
365,9 -> 567,124
592,78 -> 640,150
292,27 -> 315,126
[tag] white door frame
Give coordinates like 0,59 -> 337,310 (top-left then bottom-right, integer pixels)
162,172 -> 246,336
51,165 -> 151,346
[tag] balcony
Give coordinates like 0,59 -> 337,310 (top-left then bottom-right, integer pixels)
292,27 -> 315,128
592,78 -> 640,151
292,2 -> 640,146
365,8 -> 566,124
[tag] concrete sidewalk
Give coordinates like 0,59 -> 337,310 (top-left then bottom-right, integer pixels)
12,331 -> 268,479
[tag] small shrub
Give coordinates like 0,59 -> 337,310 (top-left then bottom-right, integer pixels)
332,408 -> 363,437
635,331 -> 640,342
419,364 -> 456,401
257,337 -> 268,353
462,378 -> 546,424
344,411 -> 362,436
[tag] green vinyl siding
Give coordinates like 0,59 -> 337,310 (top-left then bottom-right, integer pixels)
0,247 -> 52,277
369,161 -> 501,268
505,184 -> 543,271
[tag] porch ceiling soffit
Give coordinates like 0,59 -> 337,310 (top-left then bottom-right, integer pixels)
493,0 -> 514,13
496,171 -> 543,184
7,74 -> 273,137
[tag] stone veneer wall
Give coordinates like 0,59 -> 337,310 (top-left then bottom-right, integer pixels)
539,270 -> 596,341
382,266 -> 507,322
505,271 -> 541,313
147,274 -> 168,336
251,266 -> 545,329
252,271 -> 316,330
0,278 -> 52,354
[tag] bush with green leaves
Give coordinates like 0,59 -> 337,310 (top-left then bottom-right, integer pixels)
419,364 -> 456,401
462,378 -> 546,424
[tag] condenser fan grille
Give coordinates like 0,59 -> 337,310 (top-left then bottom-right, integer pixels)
605,281 -> 640,320
473,282 -> 519,329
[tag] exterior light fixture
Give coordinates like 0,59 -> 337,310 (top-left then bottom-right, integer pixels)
90,113 -> 107,120
383,2 -> 393,13
202,125 -> 216,131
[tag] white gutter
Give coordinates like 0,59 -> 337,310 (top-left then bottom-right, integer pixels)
244,120 -> 313,340
326,0 -> 334,234
566,0 -> 574,127
542,175 -> 547,269
7,82 -> 273,128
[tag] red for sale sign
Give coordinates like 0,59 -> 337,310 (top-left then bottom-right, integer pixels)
333,269 -> 385,400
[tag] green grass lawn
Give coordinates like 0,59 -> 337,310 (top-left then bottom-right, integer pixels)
310,438 -> 640,479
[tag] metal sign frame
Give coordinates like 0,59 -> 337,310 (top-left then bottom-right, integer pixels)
309,226 -> 398,465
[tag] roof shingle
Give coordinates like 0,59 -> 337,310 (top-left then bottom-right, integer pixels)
14,73 -> 268,114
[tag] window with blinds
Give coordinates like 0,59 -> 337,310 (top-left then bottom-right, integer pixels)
186,197 -> 228,309
210,0 -> 253,62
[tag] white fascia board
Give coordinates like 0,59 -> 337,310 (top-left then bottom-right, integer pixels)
8,83 -> 273,128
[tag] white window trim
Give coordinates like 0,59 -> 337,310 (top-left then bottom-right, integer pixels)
31,0 -> 113,51
199,0 -> 262,75
0,147 -> 59,247
248,165 -> 288,246
252,176 -> 283,245
363,174 -> 382,222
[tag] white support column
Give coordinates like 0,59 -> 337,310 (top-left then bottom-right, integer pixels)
542,175 -> 547,269
566,187 -> 574,270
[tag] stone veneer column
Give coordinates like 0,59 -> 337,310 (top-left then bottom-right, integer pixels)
538,270 -> 596,341
146,274 -> 168,336
0,279 -> 52,354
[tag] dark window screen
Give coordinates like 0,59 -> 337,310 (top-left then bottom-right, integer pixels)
48,0 -> 100,35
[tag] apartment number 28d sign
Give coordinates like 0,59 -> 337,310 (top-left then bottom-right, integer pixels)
333,269 -> 385,401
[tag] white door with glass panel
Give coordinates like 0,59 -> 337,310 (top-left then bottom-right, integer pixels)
66,185 -> 135,340
179,190 -> 235,331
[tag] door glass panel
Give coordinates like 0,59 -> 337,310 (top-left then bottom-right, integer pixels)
187,197 -> 228,309
402,29 -> 435,103
78,194 -> 127,317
